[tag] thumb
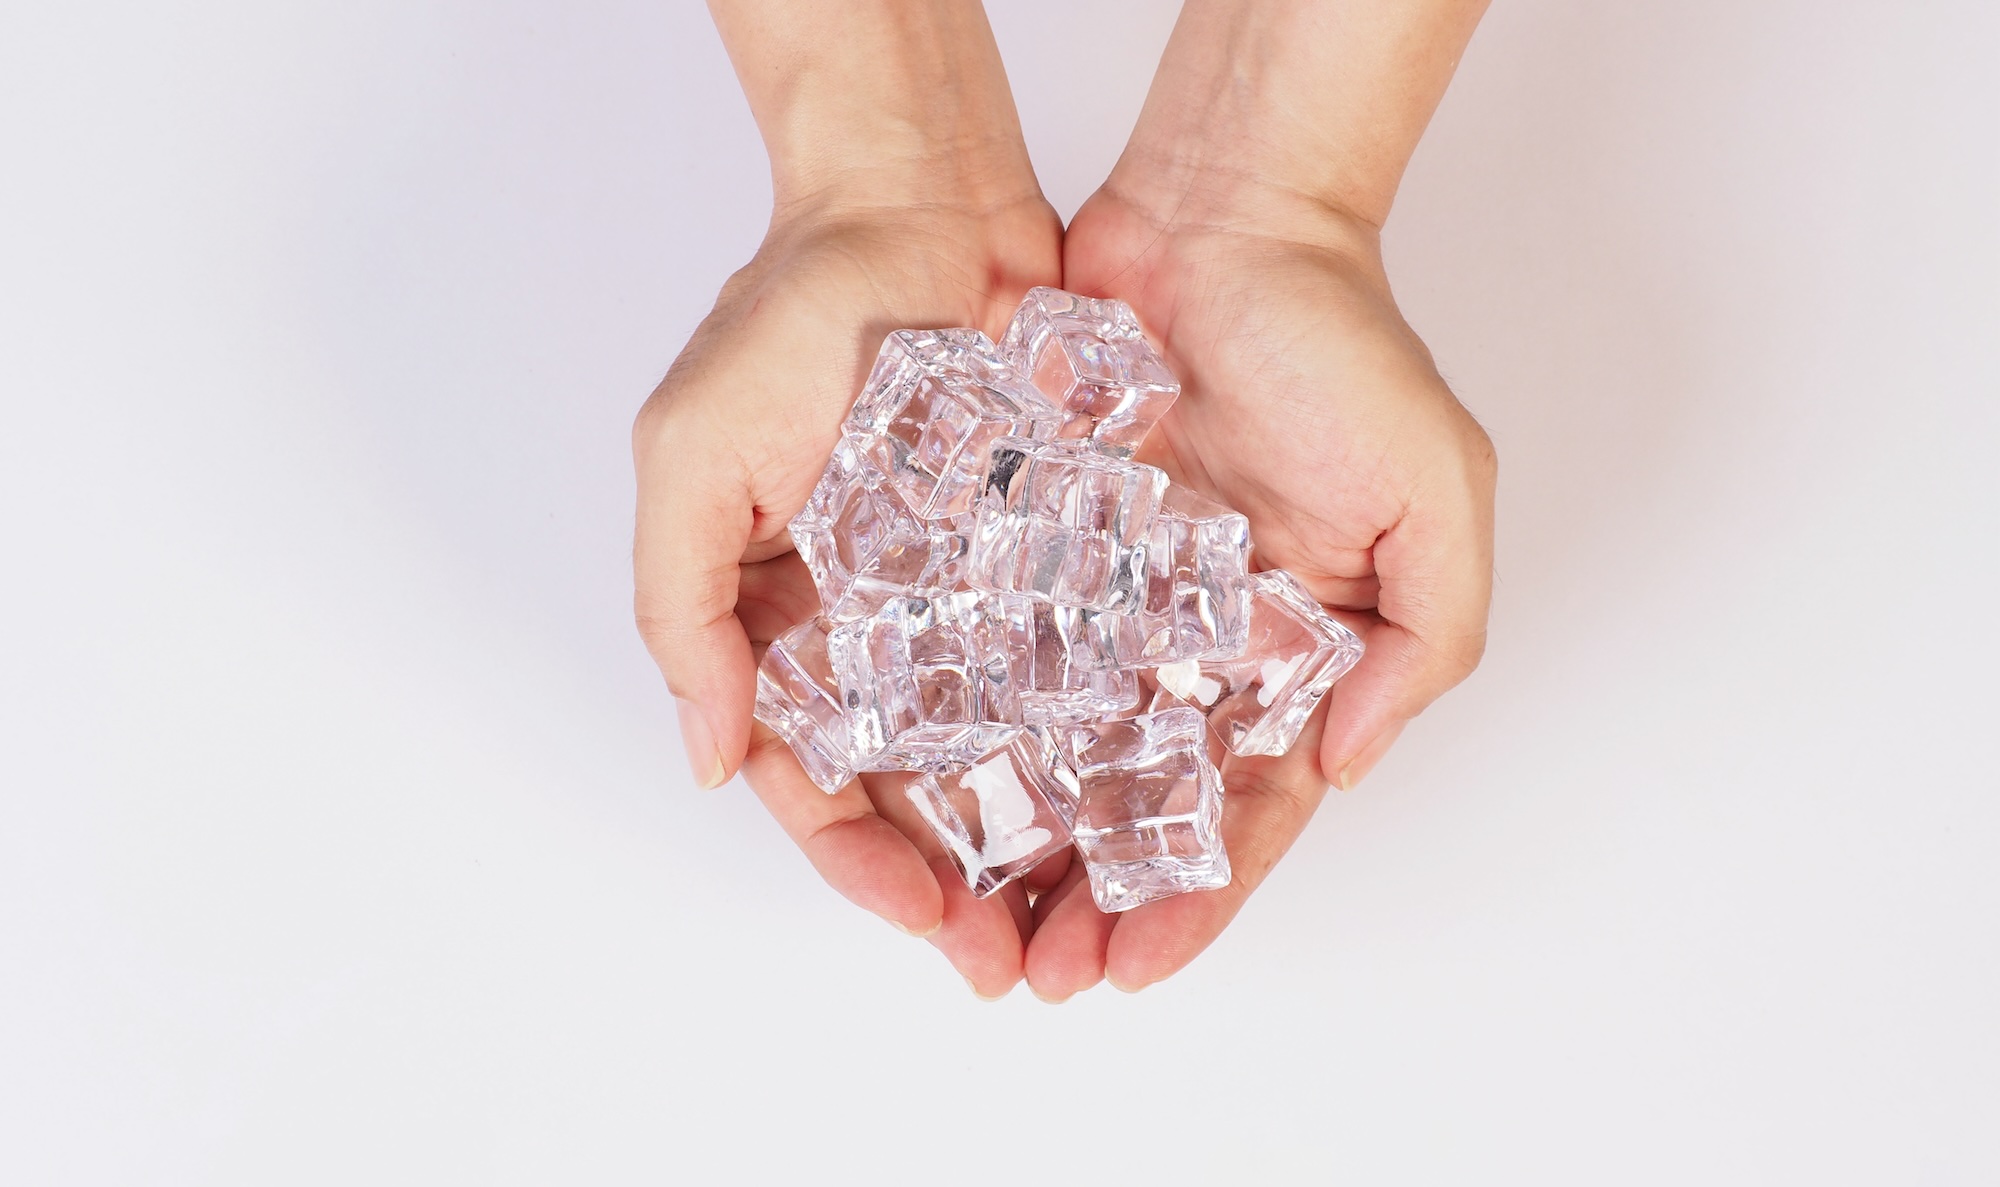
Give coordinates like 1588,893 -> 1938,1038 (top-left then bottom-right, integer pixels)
633,394 -> 758,788
1319,449 -> 1495,789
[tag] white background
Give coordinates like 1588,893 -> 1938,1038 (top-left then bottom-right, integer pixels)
3,1 -> 1996,1182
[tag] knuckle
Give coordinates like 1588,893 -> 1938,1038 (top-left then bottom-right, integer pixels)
632,577 -> 741,697
633,606 -> 677,645
1462,420 -> 1499,487
633,576 -> 735,638
1441,626 -> 1489,678
800,810 -> 875,859
632,331 -> 731,465
630,385 -> 681,463
742,726 -> 800,774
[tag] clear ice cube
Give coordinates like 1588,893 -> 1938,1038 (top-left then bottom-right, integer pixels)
1141,676 -> 1228,765
996,598 -> 1140,726
752,618 -> 855,794
905,730 -> 1079,898
998,287 -> 1180,457
965,437 -> 1167,613
826,592 -> 1020,772
1115,484 -> 1253,666
790,436 -> 969,623
1154,570 -> 1365,757
845,328 -> 1064,520
1063,707 -> 1230,912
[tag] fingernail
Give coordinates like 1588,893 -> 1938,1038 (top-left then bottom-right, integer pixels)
1030,985 -> 1073,1005
964,977 -> 1005,1002
890,918 -> 941,939
674,699 -> 726,790
1337,721 -> 1407,791
1105,972 -> 1147,994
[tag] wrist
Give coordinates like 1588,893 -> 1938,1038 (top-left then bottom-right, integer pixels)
766,123 -> 1047,228
1106,0 -> 1487,238
753,172 -> 1062,321
712,1 -> 1042,222
1094,151 -> 1385,269
1103,119 -> 1398,261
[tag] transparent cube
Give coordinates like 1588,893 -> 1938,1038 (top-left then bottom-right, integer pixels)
998,287 -> 1180,457
845,328 -> 1064,520
789,437 -> 970,623
995,598 -> 1140,726
1115,484 -> 1253,666
752,619 -> 854,794
1063,707 -> 1230,913
1154,570 -> 1365,757
965,437 -> 1168,613
905,730 -> 1078,898
826,593 -> 1020,772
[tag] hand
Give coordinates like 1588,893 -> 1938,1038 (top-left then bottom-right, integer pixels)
632,185 -> 1064,995
1023,178 -> 1497,999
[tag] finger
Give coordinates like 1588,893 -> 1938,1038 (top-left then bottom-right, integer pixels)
1320,427 -> 1495,787
1023,845 -> 1072,895
1022,859 -> 1117,1003
870,773 -> 1028,999
736,551 -> 820,648
739,726 -> 943,937
742,533 -> 800,565
633,395 -> 759,789
925,857 -> 1033,999
1030,857 -> 1090,930
1103,702 -> 1330,992
1292,573 -> 1380,613
1257,529 -> 1380,614
1000,878 -> 1034,946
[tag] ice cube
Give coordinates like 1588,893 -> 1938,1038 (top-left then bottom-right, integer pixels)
965,437 -> 1167,613
1115,484 -> 1253,666
752,618 -> 854,794
995,598 -> 1140,726
1141,677 -> 1229,767
826,592 -> 1020,772
845,328 -> 1063,520
904,730 -> 1079,898
1063,707 -> 1230,912
1154,570 -> 1364,757
998,287 -> 1179,457
789,436 -> 969,623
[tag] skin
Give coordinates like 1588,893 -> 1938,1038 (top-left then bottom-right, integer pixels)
1024,0 -> 1497,997
634,0 -> 1496,1000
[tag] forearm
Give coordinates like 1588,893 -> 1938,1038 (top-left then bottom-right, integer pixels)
708,0 -> 1041,214
1109,0 -> 1489,231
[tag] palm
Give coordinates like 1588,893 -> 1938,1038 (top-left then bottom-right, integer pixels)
1071,192 -> 1474,609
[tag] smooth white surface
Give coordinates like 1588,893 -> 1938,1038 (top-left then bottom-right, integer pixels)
3,2 -> 1996,1182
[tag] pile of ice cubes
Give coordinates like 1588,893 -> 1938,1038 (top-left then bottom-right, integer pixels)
754,288 -> 1364,914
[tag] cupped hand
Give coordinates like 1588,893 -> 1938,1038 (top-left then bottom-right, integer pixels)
632,189 -> 1062,996
1026,182 -> 1498,999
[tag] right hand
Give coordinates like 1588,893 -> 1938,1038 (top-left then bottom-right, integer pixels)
632,185 -> 1062,997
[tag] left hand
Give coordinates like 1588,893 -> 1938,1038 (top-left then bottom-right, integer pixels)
1022,176 -> 1498,1000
